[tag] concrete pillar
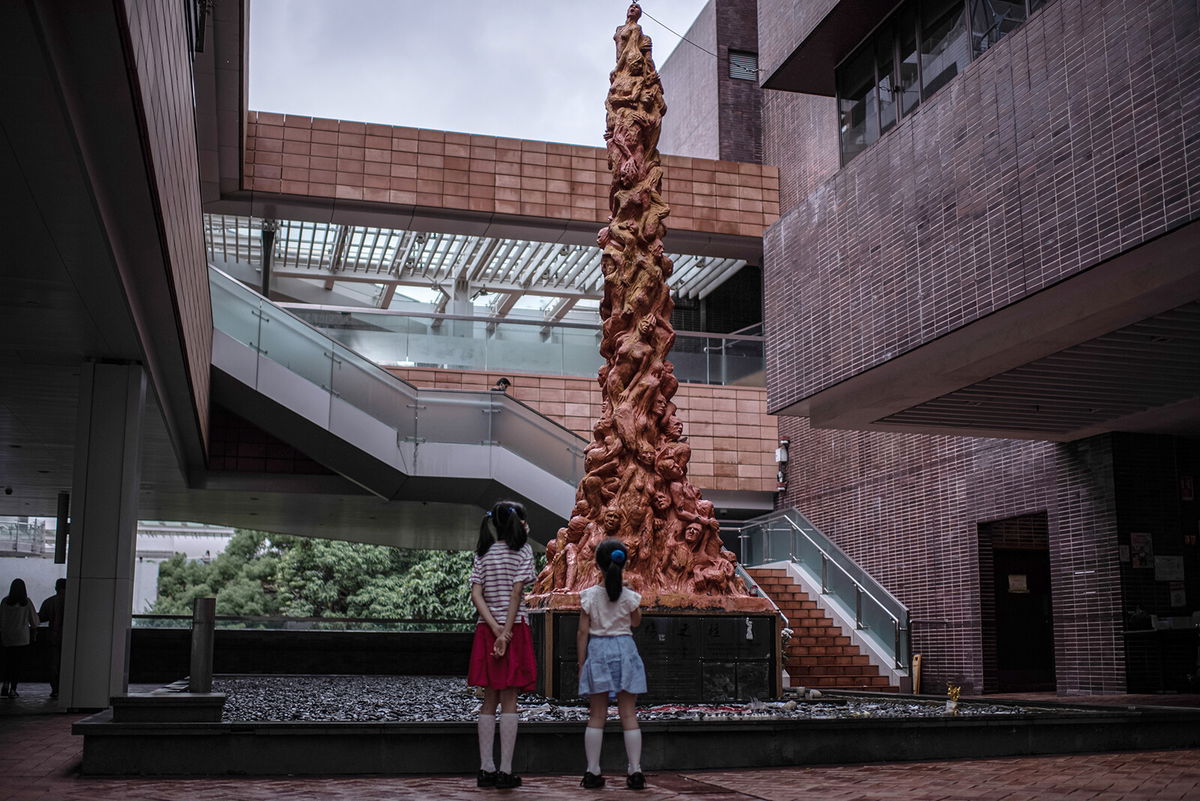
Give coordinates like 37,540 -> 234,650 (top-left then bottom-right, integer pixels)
60,362 -> 146,710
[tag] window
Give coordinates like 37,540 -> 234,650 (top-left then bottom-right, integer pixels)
835,0 -> 1054,165
920,0 -> 970,97
729,51 -> 758,81
838,46 -> 879,162
971,0 -> 1028,56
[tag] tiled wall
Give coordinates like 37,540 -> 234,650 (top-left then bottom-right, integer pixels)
385,367 -> 778,495
715,0 -> 763,164
761,90 -> 839,214
659,0 -> 763,165
764,0 -> 1200,411
777,417 -> 1128,694
123,0 -> 212,442
757,0 -> 836,81
658,1 -> 720,160
244,113 -> 780,240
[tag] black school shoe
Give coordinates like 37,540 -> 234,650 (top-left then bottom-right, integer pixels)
495,771 -> 522,789
626,771 -> 646,790
477,770 -> 498,787
580,771 -> 605,789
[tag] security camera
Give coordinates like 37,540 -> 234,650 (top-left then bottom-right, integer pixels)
3,487 -> 11,495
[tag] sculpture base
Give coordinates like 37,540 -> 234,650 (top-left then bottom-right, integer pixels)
528,606 -> 783,703
526,591 -> 776,613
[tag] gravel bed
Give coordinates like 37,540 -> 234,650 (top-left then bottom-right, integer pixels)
214,675 -> 1071,723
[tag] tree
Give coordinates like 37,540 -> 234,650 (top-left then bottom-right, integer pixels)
151,530 -> 477,627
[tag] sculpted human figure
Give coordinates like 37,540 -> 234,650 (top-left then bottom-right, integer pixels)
528,3 -> 759,609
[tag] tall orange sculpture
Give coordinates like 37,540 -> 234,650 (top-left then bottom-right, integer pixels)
529,4 -> 767,612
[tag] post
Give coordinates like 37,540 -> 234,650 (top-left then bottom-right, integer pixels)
189,597 -> 216,693
855,585 -> 863,629
54,491 -> 69,564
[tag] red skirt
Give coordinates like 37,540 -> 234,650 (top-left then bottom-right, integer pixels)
468,621 -> 537,691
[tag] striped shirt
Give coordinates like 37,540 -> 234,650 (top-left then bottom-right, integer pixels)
470,542 -> 536,625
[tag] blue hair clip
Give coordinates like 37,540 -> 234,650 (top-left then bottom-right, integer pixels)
611,549 -> 626,565
486,511 -> 493,518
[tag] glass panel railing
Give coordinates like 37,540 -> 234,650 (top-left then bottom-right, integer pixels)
330,343 -> 417,432
0,520 -> 46,556
414,392 -> 494,446
284,305 -> 763,387
210,276 -> 261,350
740,507 -> 911,669
210,267 -> 588,493
256,302 -> 334,392
491,397 -> 586,484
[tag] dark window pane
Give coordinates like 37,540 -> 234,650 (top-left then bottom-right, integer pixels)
899,6 -> 921,117
920,0 -> 970,98
729,50 -> 758,81
877,27 -> 898,134
971,0 -> 1027,56
837,44 -> 879,163
1030,0 -> 1046,10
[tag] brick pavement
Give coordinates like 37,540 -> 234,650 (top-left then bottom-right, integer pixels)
3,708 -> 1199,801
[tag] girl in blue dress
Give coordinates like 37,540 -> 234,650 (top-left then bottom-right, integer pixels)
576,537 -> 647,790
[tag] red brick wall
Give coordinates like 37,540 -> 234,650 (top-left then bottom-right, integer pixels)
386,367 -> 777,495
123,0 -> 211,442
244,113 -> 780,240
777,417 -> 1128,694
764,0 -> 1200,411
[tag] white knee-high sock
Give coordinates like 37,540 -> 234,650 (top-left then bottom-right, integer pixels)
623,728 -> 642,774
477,713 -> 496,772
585,726 -> 605,774
499,713 -> 520,774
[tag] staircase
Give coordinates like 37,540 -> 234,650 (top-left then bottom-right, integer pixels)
748,567 -> 898,692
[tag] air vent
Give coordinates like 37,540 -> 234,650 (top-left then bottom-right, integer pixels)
729,51 -> 758,81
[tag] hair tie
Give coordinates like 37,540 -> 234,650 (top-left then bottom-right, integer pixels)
610,549 -> 626,565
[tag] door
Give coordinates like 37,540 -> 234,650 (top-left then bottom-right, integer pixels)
993,548 -> 1055,691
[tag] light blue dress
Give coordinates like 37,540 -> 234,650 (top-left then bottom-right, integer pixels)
577,585 -> 647,697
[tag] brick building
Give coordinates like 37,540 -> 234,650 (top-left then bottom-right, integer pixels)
662,0 -> 1200,694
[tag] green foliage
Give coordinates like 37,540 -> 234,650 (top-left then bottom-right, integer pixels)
151,529 -> 476,627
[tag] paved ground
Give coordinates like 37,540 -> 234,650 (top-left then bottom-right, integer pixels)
3,684 -> 1200,801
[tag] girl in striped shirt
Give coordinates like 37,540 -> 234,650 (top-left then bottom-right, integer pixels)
469,500 -> 537,789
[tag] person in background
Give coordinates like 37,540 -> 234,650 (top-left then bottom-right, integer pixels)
1,578 -> 39,698
38,578 -> 66,699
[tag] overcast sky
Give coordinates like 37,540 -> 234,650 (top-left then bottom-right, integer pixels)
249,0 -> 711,148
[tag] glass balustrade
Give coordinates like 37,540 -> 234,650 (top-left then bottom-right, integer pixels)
283,305 -> 763,387
739,507 -> 911,670
208,266 -> 586,487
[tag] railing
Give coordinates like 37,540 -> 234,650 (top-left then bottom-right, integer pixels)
210,266 -> 586,484
0,520 -> 46,555
739,508 -> 910,670
132,614 -> 474,632
279,304 -> 765,387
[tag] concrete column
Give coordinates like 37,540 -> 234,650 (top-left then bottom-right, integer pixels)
60,362 -> 146,710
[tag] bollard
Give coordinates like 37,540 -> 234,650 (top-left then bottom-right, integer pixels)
189,597 -> 216,693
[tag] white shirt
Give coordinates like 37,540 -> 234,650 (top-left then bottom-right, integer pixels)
0,600 -> 38,647
579,585 -> 641,636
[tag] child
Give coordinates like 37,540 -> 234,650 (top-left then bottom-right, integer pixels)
469,500 -> 537,789
576,538 -> 647,790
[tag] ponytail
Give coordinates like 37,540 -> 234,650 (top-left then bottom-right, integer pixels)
476,500 -> 529,557
595,538 -> 627,602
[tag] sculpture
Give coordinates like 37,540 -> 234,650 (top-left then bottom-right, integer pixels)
529,3 -> 763,610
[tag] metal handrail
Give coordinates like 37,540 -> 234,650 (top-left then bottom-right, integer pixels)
734,564 -> 790,629
778,516 -> 902,626
278,301 -> 766,342
740,507 -> 910,669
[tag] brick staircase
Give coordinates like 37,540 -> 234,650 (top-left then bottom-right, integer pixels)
747,567 -> 898,692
